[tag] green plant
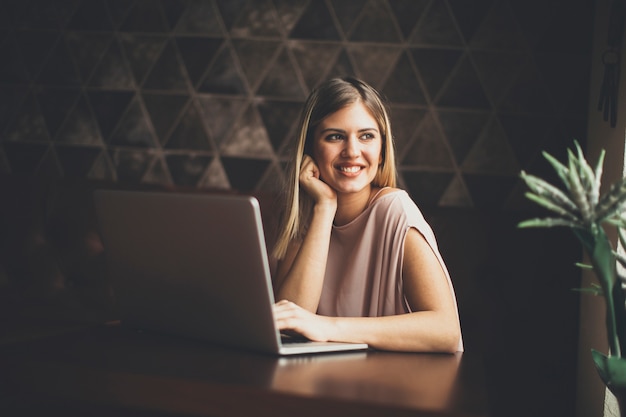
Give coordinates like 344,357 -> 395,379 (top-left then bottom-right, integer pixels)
519,141 -> 626,392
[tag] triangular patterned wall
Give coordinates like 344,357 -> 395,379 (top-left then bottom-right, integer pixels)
0,0 -> 595,208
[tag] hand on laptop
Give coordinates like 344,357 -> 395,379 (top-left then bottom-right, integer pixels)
273,299 -> 334,343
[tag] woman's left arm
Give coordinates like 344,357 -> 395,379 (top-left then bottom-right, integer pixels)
273,228 -> 461,353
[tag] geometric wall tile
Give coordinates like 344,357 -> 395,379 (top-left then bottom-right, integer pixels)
256,161 -> 285,193
37,39 -> 81,86
142,92 -> 189,144
142,40 -> 189,91
215,0 -> 248,31
0,35 -> 30,83
438,110 -> 491,166
108,148 -> 155,183
165,103 -> 212,151
289,1 -> 341,40
0,0 -> 595,208
65,32 -> 113,83
66,0 -> 114,32
177,37 -> 224,87
232,39 -> 281,89
410,48 -> 463,101
4,93 -> 50,142
436,55 -> 491,109
408,0 -> 463,46
438,173 -> 473,207
55,145 -> 102,177
446,0 -> 494,44
273,0 -> 310,34
142,155 -> 173,185
324,49 -> 357,82
382,51 -> 427,104
2,142 -> 50,175
120,0 -> 172,33
387,106 -> 427,155
499,61 -> 554,114
87,39 -> 135,89
119,34 -> 167,86
197,46 -> 248,95
35,145 -> 62,178
175,0 -> 224,35
256,99 -> 302,152
469,0 -> 525,50
497,113 -> 555,167
165,153 -> 212,187
109,96 -> 158,148
461,118 -> 520,175
402,113 -> 455,169
347,44 -> 401,89
386,0 -> 430,40
289,41 -> 341,90
0,85 -> 29,133
348,0 -> 401,43
221,156 -> 272,191
54,94 -> 102,146
87,151 -> 116,181
0,145 -> 9,173
14,30 -> 59,81
257,48 -> 307,100
160,1 -> 187,30
198,156 -> 230,189
221,104 -> 274,157
196,95 -> 248,146
401,170 -> 456,207
330,0 -> 367,36
463,173 -> 518,208
87,91 -> 134,141
36,87 -> 81,139
470,50 -> 527,107
107,1 -> 137,29
230,0 -> 282,37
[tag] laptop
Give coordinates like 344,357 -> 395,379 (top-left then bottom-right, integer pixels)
93,189 -> 368,356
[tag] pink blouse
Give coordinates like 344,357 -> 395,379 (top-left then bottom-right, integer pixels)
317,189 -> 463,351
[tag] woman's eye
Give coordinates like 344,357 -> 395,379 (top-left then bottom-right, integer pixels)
361,132 -> 375,140
326,134 -> 343,141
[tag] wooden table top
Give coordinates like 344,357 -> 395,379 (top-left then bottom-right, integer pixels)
0,323 -> 489,417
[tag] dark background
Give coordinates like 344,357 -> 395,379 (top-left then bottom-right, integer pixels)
0,1 -> 597,416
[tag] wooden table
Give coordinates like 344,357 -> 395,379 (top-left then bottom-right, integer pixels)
0,323 -> 488,417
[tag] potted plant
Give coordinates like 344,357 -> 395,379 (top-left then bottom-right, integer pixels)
519,142 -> 626,413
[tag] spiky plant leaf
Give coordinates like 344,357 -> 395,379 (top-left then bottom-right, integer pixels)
518,217 -> 582,229
520,171 -> 578,213
524,192 -> 580,221
596,177 -> 626,222
574,141 -> 596,193
568,154 -> 592,221
573,283 -> 604,296
542,151 -> 571,190
593,149 -> 606,206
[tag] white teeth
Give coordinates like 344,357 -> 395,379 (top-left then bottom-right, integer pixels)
339,166 -> 360,173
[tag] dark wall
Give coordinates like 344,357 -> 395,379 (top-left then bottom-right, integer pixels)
0,1 -> 597,416
0,0 -> 594,207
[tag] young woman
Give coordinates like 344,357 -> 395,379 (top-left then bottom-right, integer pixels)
271,77 -> 463,353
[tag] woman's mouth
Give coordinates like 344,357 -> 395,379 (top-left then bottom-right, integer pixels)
338,166 -> 362,173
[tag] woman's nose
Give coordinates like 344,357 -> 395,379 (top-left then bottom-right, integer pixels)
342,136 -> 360,157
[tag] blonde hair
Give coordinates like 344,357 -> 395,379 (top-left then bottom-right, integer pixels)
272,77 -> 397,259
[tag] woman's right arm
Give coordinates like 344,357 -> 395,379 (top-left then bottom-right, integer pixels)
273,156 -> 336,312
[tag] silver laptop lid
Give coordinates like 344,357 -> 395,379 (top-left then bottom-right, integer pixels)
94,190 -> 282,354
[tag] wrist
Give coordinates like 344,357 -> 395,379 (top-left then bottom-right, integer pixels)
313,200 -> 337,216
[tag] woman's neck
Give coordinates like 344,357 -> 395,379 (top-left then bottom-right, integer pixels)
333,186 -> 379,226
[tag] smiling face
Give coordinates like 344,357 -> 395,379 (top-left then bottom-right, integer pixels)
312,101 -> 383,197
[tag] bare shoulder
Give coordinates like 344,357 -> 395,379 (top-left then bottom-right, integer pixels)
371,186 -> 402,203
